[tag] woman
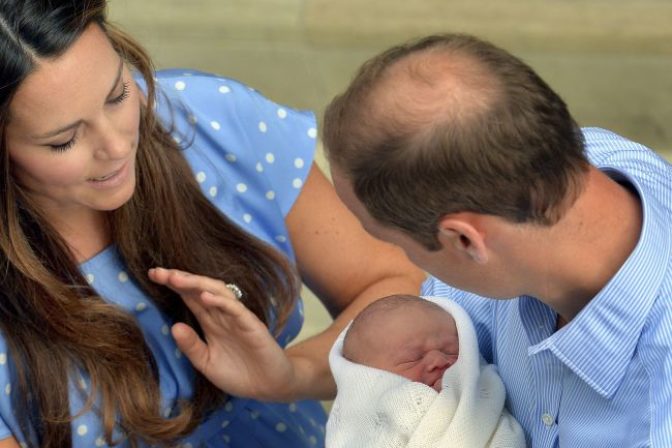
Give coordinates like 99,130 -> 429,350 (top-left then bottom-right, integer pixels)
0,1 -> 424,447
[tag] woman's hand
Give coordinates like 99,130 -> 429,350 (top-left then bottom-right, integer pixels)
148,267 -> 298,401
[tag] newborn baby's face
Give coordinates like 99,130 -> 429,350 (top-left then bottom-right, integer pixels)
359,304 -> 459,392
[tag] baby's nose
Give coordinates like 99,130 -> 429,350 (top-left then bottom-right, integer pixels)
425,350 -> 452,371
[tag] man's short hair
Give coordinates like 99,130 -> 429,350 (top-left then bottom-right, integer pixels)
323,33 -> 589,250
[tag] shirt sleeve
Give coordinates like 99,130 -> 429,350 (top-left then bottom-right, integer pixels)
640,298 -> 672,446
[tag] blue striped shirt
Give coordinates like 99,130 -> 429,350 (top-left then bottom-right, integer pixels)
422,128 -> 672,447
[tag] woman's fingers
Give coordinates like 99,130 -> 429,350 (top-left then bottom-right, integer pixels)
171,322 -> 210,371
148,267 -> 241,301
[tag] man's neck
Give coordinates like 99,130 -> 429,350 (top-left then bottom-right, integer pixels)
522,167 -> 643,324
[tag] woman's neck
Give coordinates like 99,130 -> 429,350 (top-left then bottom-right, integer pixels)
49,209 -> 112,263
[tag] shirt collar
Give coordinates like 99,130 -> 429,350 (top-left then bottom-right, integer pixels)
528,168 -> 671,398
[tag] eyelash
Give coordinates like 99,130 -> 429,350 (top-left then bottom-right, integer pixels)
50,138 -> 77,153
109,81 -> 130,105
49,82 -> 130,152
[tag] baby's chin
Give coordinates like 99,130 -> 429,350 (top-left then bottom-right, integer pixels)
431,376 -> 443,392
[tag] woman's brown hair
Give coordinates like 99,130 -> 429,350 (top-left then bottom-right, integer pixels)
0,1 -> 299,446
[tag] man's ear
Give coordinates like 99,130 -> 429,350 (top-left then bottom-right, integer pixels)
437,214 -> 489,264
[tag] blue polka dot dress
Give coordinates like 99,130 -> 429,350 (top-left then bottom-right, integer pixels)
0,70 -> 326,447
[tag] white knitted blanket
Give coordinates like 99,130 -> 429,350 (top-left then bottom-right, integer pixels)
326,296 -> 526,448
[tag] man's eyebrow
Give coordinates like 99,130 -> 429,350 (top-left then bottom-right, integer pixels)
32,59 -> 124,140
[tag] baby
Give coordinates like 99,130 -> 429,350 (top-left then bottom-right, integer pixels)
342,294 -> 459,392
326,295 -> 526,448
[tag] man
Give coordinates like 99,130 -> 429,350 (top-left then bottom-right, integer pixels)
323,33 -> 672,447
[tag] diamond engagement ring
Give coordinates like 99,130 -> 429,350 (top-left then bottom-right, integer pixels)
225,283 -> 243,300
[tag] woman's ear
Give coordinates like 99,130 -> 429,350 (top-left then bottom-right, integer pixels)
437,214 -> 489,264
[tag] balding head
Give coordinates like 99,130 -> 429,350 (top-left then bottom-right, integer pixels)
323,33 -> 588,250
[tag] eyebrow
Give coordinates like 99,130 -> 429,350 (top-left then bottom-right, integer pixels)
32,58 -> 125,140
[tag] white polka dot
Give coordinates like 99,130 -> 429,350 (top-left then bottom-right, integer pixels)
250,410 -> 260,420
225,154 -> 237,163
95,436 -> 105,447
294,158 -> 305,169
183,444 -> 193,448
258,122 -> 268,133
222,435 -> 231,443
292,178 -> 303,189
307,128 -> 318,139
175,349 -> 182,358
117,271 -> 129,283
135,302 -> 147,312
210,121 -> 221,131
236,183 -> 248,193
196,172 -> 207,183
277,108 -> 287,119
209,186 -> 218,197
221,420 -> 230,428
256,162 -> 264,172
164,407 -> 172,417
289,403 -> 297,412
174,81 -> 186,91
4,384 -> 10,395
225,402 -> 234,412
265,191 -> 276,200
0,353 -> 6,365
161,325 -> 170,335
86,274 -> 95,285
20,443 -> 28,448
77,425 -> 88,436
275,235 -> 287,243
309,436 -> 317,445
265,153 -> 275,164
219,85 -> 231,94
243,214 -> 253,224
275,422 -> 287,432
188,115 -> 198,124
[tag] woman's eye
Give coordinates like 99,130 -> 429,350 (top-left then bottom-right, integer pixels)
50,137 -> 77,152
108,82 -> 130,105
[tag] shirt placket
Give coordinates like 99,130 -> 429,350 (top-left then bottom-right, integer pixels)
519,297 -> 563,448
528,349 -> 563,447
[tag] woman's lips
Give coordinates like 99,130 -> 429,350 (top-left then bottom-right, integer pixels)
87,161 -> 130,188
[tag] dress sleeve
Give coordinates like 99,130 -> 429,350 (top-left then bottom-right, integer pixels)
0,338 -> 17,441
153,70 -> 317,220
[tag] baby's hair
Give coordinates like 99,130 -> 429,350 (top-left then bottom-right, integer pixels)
342,294 -> 447,361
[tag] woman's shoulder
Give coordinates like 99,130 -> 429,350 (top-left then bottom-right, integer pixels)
149,69 -> 317,218
151,69 -> 314,124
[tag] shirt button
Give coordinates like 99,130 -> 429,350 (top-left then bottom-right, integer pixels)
541,413 -> 554,427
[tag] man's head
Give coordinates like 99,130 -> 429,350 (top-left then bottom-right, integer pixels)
324,33 -> 589,251
342,295 -> 459,392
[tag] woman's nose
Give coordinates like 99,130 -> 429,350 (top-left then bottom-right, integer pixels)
94,118 -> 130,159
